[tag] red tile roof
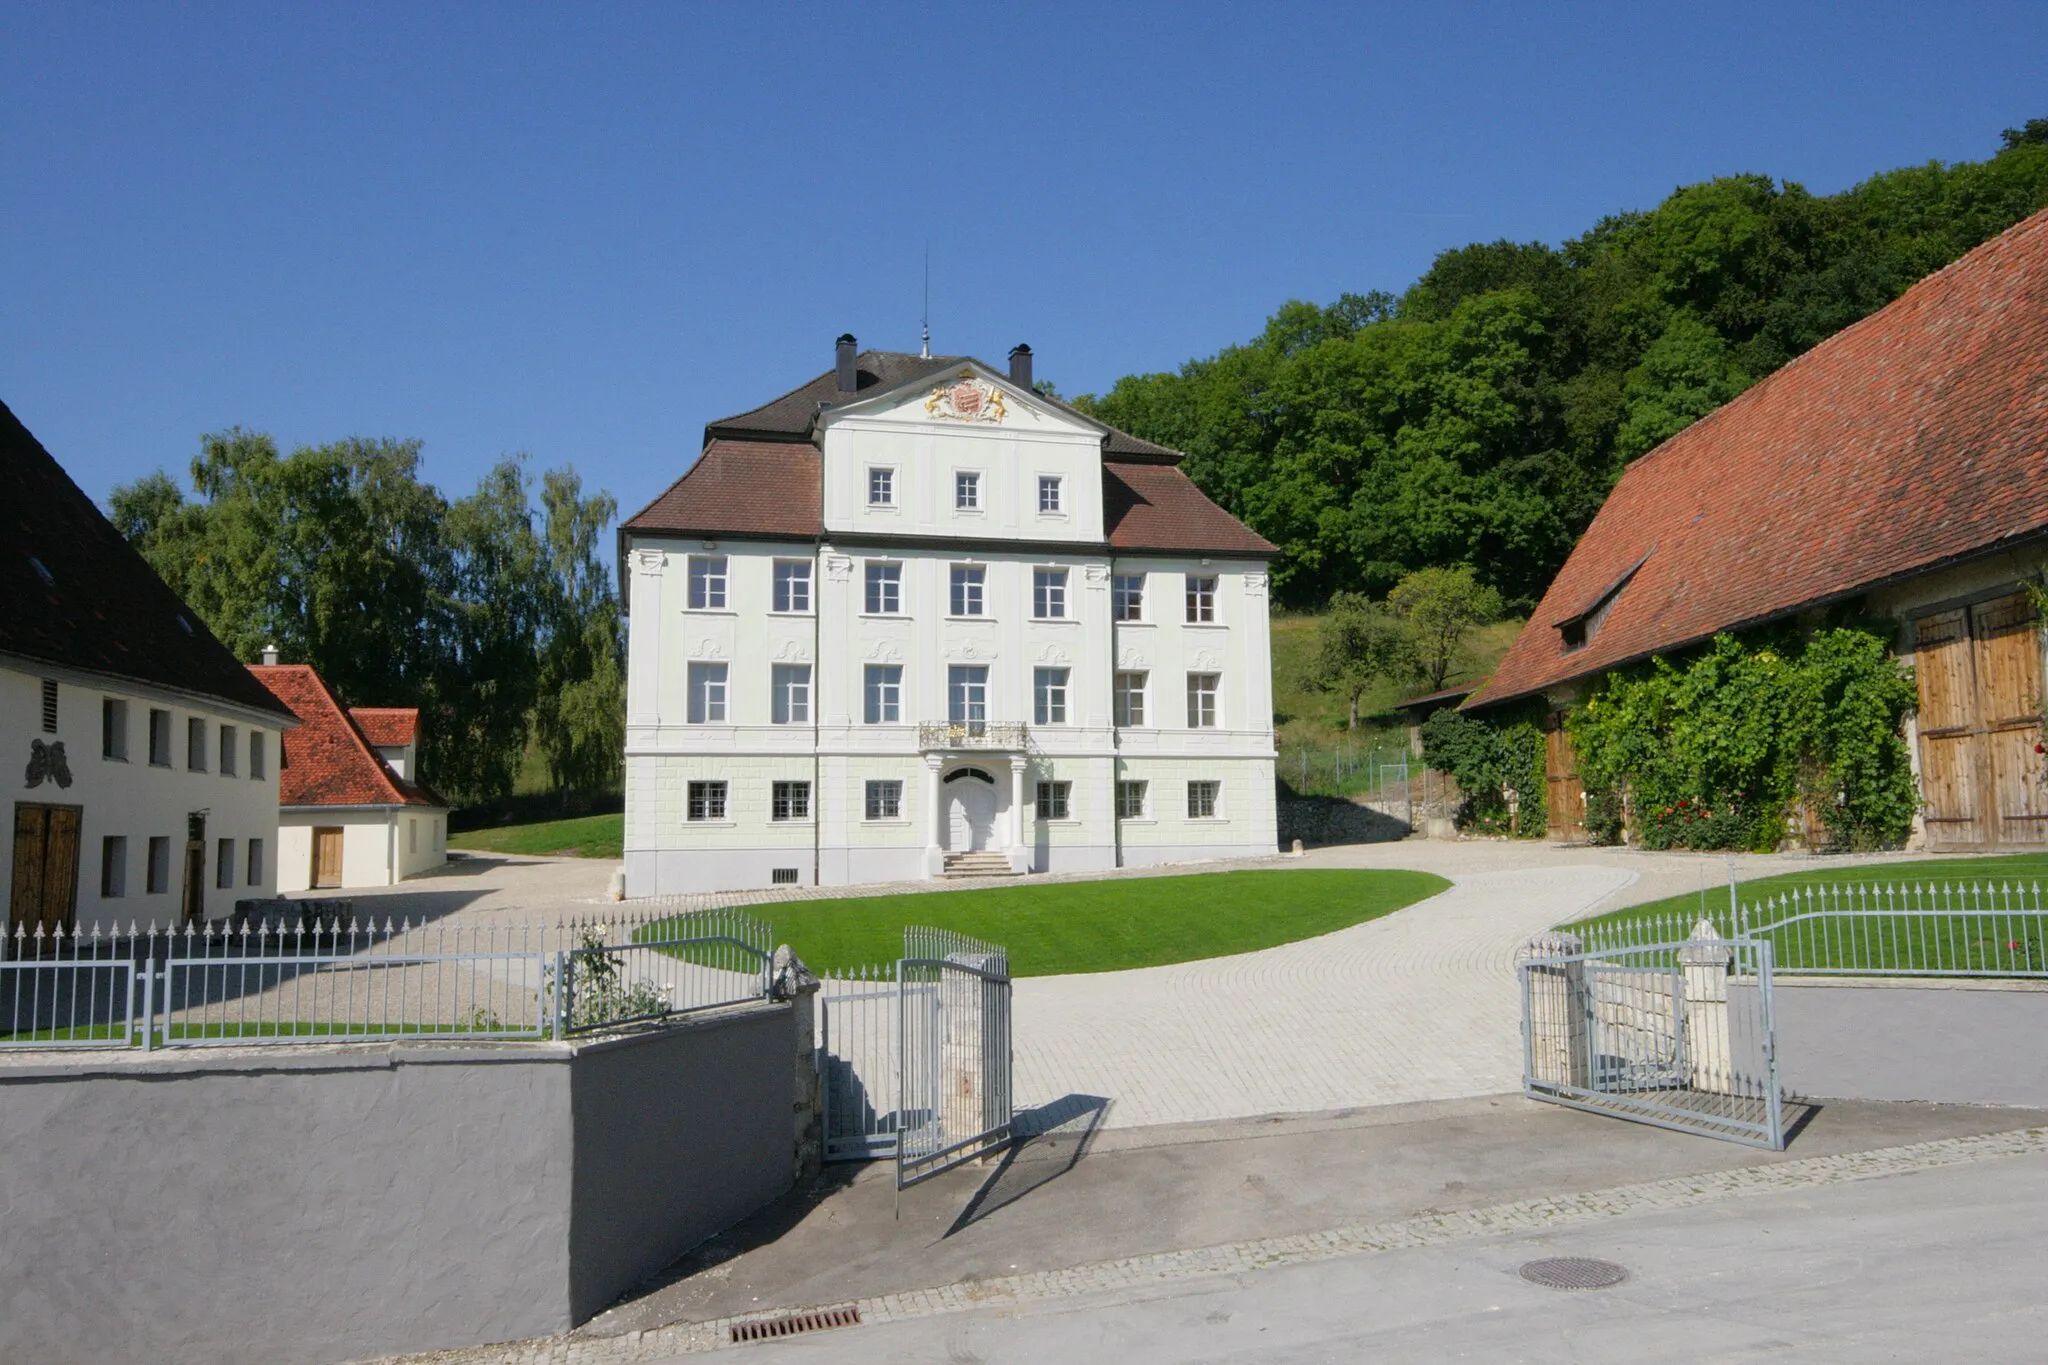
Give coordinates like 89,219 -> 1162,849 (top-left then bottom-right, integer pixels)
1471,205 -> 2048,710
250,665 -> 440,808
622,439 -> 821,539
1102,461 -> 1276,556
348,707 -> 419,748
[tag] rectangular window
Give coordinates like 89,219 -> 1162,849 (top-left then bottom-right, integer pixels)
868,466 -> 895,506
146,836 -> 170,894
686,780 -> 728,821
219,725 -> 237,776
1114,671 -> 1148,727
247,837 -> 264,886
1034,667 -> 1069,725
865,779 -> 903,820
102,698 -> 128,760
1186,672 -> 1220,728
1035,780 -> 1071,820
1038,475 -> 1063,513
773,559 -> 812,613
1188,780 -> 1220,819
148,709 -> 171,766
187,717 -> 208,771
100,836 -> 126,898
771,867 -> 800,885
949,565 -> 985,617
1116,780 -> 1148,820
1033,568 -> 1068,619
686,662 -> 729,724
1113,574 -> 1146,622
771,780 -> 811,821
216,837 -> 235,890
864,561 -> 901,614
948,665 -> 989,729
250,731 -> 266,779
687,555 -> 728,610
863,664 -> 903,724
40,678 -> 57,733
955,470 -> 981,510
1186,575 -> 1217,623
771,664 -> 812,724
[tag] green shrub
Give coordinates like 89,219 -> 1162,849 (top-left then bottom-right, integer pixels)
1419,708 -> 1547,838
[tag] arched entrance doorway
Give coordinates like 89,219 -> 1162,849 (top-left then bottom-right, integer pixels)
944,767 -> 1000,852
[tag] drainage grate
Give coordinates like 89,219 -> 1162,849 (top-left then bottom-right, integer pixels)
730,1305 -> 862,1343
1518,1257 -> 1630,1291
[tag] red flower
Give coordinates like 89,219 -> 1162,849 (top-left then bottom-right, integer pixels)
2036,743 -> 2045,755
2009,941 -> 2024,951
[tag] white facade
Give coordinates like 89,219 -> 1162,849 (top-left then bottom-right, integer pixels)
274,806 -> 447,892
3,658 -> 283,926
624,362 -> 1277,895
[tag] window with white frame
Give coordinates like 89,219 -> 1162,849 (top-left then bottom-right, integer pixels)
1113,574 -> 1145,622
771,664 -> 811,724
1186,672 -> 1219,728
955,470 -> 981,510
687,555 -> 728,610
865,779 -> 903,820
948,665 -> 989,729
1114,670 -> 1148,727
1116,780 -> 1148,819
773,560 -> 812,613
102,698 -> 128,760
1033,567 -> 1068,619
100,835 -> 126,898
868,466 -> 895,506
219,724 -> 237,776
863,664 -> 902,724
865,561 -> 901,614
686,780 -> 728,821
1185,574 -> 1217,623
686,662 -> 728,723
148,709 -> 171,766
187,717 -> 208,771
771,780 -> 811,821
1187,780 -> 1220,819
1038,475 -> 1063,513
949,565 -> 985,617
1035,780 -> 1071,819
250,731 -> 266,779
1034,667 -> 1069,725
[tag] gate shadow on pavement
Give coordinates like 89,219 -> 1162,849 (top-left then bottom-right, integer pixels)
944,1094 -> 1110,1240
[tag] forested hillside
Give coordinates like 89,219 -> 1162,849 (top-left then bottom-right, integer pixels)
1075,120 -> 2048,610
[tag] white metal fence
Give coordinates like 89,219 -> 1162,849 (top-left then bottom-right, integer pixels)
0,908 -> 773,1050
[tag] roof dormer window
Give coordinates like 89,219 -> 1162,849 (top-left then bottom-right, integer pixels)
1556,552 -> 1649,655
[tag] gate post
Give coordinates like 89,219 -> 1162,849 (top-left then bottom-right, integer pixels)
1517,932 -> 1588,1090
771,946 -> 823,1182
1680,919 -> 1734,1094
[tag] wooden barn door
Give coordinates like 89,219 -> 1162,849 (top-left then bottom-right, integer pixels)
1544,714 -> 1586,842
10,802 -> 82,937
1913,593 -> 2047,849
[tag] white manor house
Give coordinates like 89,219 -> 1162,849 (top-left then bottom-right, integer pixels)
619,338 -> 1278,894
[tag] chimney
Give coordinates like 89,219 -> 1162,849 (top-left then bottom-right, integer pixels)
835,333 -> 858,393
1008,343 -> 1033,389
260,643 -> 280,666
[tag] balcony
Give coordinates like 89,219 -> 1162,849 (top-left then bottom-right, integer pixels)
916,721 -> 1029,752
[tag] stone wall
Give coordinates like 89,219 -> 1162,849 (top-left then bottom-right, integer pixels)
1276,793 -> 1412,847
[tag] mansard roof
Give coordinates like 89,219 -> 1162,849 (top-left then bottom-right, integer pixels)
1471,205 -> 2048,710
0,397 -> 296,721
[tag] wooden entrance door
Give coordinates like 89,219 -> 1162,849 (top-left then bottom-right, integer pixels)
1544,715 -> 1586,842
311,827 -> 344,889
1914,592 -> 2048,849
10,802 -> 82,936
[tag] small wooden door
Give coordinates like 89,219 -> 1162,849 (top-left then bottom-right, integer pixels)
1544,715 -> 1586,842
311,827 -> 344,889
10,802 -> 82,937
1914,593 -> 2047,849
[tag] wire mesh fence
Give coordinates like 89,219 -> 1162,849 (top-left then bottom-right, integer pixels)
0,907 -> 775,1050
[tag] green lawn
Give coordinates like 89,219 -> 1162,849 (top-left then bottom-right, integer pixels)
449,812 -> 624,859
653,868 -> 1449,977
1568,852 -> 2048,932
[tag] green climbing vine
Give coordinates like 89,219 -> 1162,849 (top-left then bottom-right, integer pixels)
1566,628 -> 1919,851
1418,706 -> 1547,839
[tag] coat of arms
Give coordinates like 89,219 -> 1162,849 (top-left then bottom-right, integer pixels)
925,370 -> 1007,424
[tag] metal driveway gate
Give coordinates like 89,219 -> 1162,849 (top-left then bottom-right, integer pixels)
1519,932 -> 1783,1149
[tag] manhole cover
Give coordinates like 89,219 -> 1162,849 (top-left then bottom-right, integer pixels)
1518,1257 -> 1630,1291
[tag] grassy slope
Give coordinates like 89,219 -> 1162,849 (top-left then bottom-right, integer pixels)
449,812 -> 624,859
662,868 -> 1449,977
1270,613 -> 1523,749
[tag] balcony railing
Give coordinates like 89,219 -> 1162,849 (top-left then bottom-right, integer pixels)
916,721 -> 1029,752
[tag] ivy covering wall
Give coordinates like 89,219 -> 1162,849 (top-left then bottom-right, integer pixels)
1418,707 -> 1547,838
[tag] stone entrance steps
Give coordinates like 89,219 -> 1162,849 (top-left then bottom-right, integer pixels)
941,852 -> 1020,878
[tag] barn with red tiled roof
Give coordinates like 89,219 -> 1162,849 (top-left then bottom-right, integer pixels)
1470,206 -> 2048,850
249,664 -> 447,889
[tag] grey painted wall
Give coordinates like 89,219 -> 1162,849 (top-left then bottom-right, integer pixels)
0,1000 -> 795,1365
1755,981 -> 2048,1107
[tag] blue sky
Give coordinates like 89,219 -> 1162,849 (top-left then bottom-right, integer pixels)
2,2 -> 2043,529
